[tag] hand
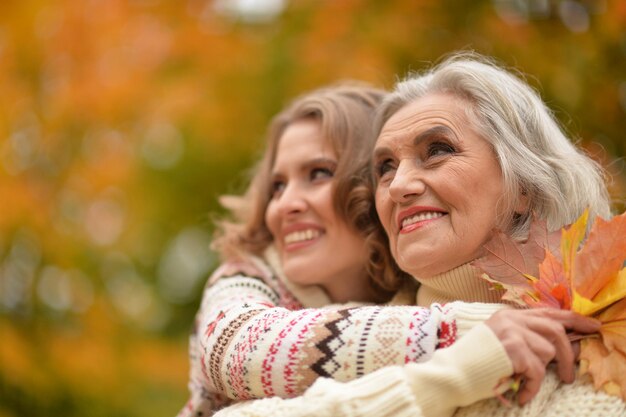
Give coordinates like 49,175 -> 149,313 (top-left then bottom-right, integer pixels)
485,308 -> 600,405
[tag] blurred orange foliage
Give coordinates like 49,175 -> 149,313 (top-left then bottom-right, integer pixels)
0,0 -> 624,416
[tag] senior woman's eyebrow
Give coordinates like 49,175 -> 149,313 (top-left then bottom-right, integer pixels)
413,125 -> 458,146
373,146 -> 392,162
373,125 -> 458,161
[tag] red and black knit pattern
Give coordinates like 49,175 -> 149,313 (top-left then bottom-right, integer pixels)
178,255 -> 461,417
208,308 -> 264,397
312,309 -> 353,377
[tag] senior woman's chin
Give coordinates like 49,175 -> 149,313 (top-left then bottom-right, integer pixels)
390,233 -> 481,280
394,249 -> 453,279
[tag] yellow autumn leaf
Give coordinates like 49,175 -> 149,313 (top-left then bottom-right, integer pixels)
478,209 -> 626,400
573,268 -> 626,316
560,208 -> 588,280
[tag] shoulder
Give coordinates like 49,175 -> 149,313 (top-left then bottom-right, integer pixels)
208,252 -> 305,310
209,258 -> 272,284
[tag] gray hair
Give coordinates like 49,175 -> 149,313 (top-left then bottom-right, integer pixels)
375,52 -> 612,239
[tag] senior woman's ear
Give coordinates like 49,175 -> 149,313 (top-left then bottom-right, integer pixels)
514,187 -> 530,215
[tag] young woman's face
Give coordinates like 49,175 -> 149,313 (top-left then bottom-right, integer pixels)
374,93 -> 511,279
265,119 -> 369,302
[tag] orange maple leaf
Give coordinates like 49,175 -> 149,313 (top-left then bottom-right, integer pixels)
580,338 -> 626,399
574,213 -> 626,301
474,209 -> 626,400
473,217 -> 561,306
595,297 -> 626,357
534,250 -> 571,310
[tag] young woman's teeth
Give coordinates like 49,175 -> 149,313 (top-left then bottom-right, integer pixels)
402,212 -> 443,228
285,229 -> 320,244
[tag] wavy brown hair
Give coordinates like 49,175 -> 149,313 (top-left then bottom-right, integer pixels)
211,82 -> 410,301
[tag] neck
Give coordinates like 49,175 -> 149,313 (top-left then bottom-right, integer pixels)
415,262 -> 505,306
264,246 -> 332,308
325,266 -> 374,303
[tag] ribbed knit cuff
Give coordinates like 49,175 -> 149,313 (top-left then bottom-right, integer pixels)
450,302 -> 511,338
307,367 -> 425,417
406,323 -> 513,417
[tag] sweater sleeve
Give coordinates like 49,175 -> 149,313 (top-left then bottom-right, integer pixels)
212,323 -> 513,417
188,259 -> 508,404
177,330 -> 233,417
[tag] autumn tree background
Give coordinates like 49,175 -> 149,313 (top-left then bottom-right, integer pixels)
0,1 -> 625,416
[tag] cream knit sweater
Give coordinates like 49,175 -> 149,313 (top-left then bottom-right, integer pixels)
214,263 -> 626,417
180,251 -> 509,416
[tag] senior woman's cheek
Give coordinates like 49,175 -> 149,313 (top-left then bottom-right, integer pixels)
375,186 -> 394,236
375,185 -> 403,261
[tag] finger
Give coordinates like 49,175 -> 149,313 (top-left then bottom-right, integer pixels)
522,313 -> 577,383
537,309 -> 601,333
517,354 -> 545,405
567,314 -> 602,334
572,341 -> 581,360
551,330 -> 576,383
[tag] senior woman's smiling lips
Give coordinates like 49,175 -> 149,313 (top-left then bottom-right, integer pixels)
397,206 -> 447,233
374,93 -> 510,278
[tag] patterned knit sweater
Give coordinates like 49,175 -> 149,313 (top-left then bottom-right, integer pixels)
178,249 -> 507,416
211,263 -> 626,417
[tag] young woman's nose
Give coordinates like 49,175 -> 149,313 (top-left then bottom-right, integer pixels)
388,160 -> 426,203
276,182 -> 308,215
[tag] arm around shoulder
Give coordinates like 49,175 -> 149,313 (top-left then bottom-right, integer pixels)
213,323 -> 512,417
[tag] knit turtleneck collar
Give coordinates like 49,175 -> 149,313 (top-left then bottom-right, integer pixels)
415,262 -> 505,306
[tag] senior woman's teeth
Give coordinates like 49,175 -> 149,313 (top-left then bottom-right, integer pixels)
284,229 -> 321,244
402,211 -> 444,228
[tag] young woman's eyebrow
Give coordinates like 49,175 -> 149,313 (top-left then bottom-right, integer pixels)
302,157 -> 337,170
270,157 -> 336,178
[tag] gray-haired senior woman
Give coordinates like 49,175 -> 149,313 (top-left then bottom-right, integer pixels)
213,53 -> 623,417
375,56 -> 611,242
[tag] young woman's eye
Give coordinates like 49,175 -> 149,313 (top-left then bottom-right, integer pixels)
270,180 -> 285,198
310,167 -> 334,181
427,141 -> 456,158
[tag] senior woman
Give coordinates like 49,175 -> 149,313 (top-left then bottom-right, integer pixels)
213,53 -> 624,417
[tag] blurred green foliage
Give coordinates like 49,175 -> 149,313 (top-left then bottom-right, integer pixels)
0,0 -> 624,416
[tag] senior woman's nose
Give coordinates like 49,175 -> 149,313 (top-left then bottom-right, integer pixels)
388,160 -> 426,203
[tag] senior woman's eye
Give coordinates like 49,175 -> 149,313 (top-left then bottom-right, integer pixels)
427,141 -> 456,158
375,159 -> 396,179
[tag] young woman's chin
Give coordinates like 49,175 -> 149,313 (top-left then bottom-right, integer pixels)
281,256 -> 325,287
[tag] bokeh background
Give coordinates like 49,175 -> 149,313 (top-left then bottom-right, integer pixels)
1,0 -> 625,416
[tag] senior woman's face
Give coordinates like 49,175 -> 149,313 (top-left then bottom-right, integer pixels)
374,93 -> 508,278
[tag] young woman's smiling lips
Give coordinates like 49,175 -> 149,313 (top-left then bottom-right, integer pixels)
397,206 -> 447,234
281,223 -> 325,251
